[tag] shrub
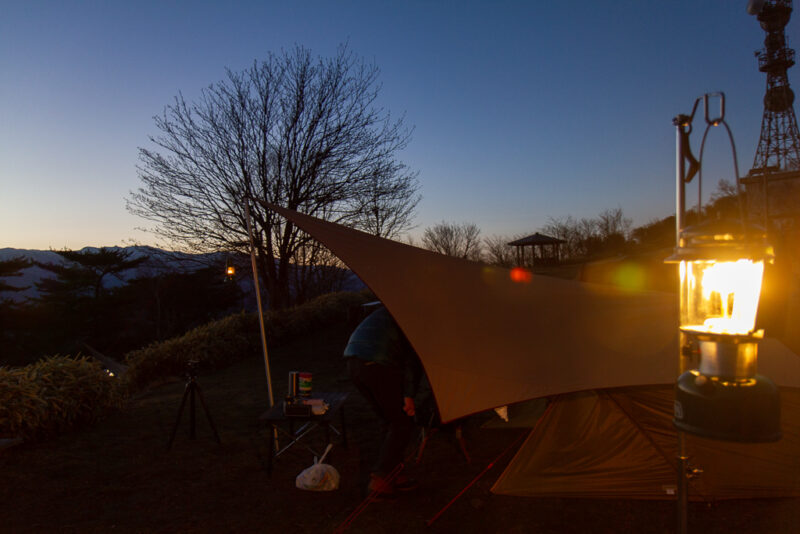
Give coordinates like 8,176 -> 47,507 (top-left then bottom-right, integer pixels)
124,290 -> 371,390
0,290 -> 372,441
124,312 -> 259,390
0,355 -> 126,440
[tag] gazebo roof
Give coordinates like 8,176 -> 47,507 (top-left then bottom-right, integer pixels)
507,233 -> 566,246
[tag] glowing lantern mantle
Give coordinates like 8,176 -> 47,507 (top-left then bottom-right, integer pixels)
667,219 -> 780,442
680,259 -> 764,336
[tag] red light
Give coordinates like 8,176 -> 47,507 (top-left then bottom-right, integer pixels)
510,267 -> 532,284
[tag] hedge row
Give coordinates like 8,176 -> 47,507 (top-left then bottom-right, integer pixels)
124,290 -> 371,390
0,355 -> 126,440
0,290 -> 371,442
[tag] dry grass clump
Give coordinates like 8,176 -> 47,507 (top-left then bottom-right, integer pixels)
0,355 -> 126,440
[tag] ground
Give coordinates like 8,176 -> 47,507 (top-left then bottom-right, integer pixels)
2,322 -> 799,533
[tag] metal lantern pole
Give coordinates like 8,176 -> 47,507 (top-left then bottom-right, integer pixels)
670,92 -> 781,534
673,110 -> 692,534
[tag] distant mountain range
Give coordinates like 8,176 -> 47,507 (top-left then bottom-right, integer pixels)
0,246 -> 238,303
0,246 -> 364,304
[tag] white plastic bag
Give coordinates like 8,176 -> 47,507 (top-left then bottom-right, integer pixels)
295,443 -> 340,491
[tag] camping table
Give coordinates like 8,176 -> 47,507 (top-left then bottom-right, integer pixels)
259,391 -> 349,475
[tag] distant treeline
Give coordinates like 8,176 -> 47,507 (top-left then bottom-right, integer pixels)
416,180 -> 740,266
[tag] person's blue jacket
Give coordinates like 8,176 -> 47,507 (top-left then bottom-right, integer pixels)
344,306 -> 422,398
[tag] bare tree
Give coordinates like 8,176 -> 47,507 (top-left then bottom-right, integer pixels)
541,216 -> 582,258
709,179 -> 738,203
421,221 -> 483,261
128,45 -> 419,308
706,179 -> 740,219
483,235 -> 516,267
541,207 -> 632,260
596,207 -> 632,242
350,163 -> 420,238
594,207 -> 631,255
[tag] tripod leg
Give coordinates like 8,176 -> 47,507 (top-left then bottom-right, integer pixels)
194,383 -> 222,444
167,383 -> 192,451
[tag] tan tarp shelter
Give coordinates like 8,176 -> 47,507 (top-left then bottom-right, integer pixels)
262,203 -> 800,498
261,203 -> 800,417
492,386 -> 800,500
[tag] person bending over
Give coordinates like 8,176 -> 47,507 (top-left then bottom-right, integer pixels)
344,304 -> 423,498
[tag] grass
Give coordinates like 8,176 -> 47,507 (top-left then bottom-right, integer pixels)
2,320 -> 799,533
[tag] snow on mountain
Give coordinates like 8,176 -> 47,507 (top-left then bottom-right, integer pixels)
0,246 -> 364,304
0,246 -> 227,303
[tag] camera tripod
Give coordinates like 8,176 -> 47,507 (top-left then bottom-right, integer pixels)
167,361 -> 221,450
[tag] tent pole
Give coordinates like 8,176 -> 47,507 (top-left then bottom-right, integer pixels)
244,200 -> 276,409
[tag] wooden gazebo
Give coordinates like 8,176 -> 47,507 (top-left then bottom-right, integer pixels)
507,233 -> 566,268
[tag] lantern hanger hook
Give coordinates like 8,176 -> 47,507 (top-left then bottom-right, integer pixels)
673,97 -> 701,185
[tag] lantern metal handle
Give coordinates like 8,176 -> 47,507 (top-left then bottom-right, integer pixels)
703,92 -> 725,126
674,92 -> 746,242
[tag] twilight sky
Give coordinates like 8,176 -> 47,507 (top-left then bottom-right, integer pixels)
1,1 -> 796,250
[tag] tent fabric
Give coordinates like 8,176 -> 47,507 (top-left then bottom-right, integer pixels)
261,202 -> 800,423
492,386 -> 800,500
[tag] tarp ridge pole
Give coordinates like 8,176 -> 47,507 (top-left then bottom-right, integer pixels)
244,199 -> 278,453
245,199 -> 275,408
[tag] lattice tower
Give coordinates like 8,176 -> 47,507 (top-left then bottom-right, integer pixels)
750,0 -> 800,175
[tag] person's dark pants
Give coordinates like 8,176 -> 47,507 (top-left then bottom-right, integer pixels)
347,358 -> 415,476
